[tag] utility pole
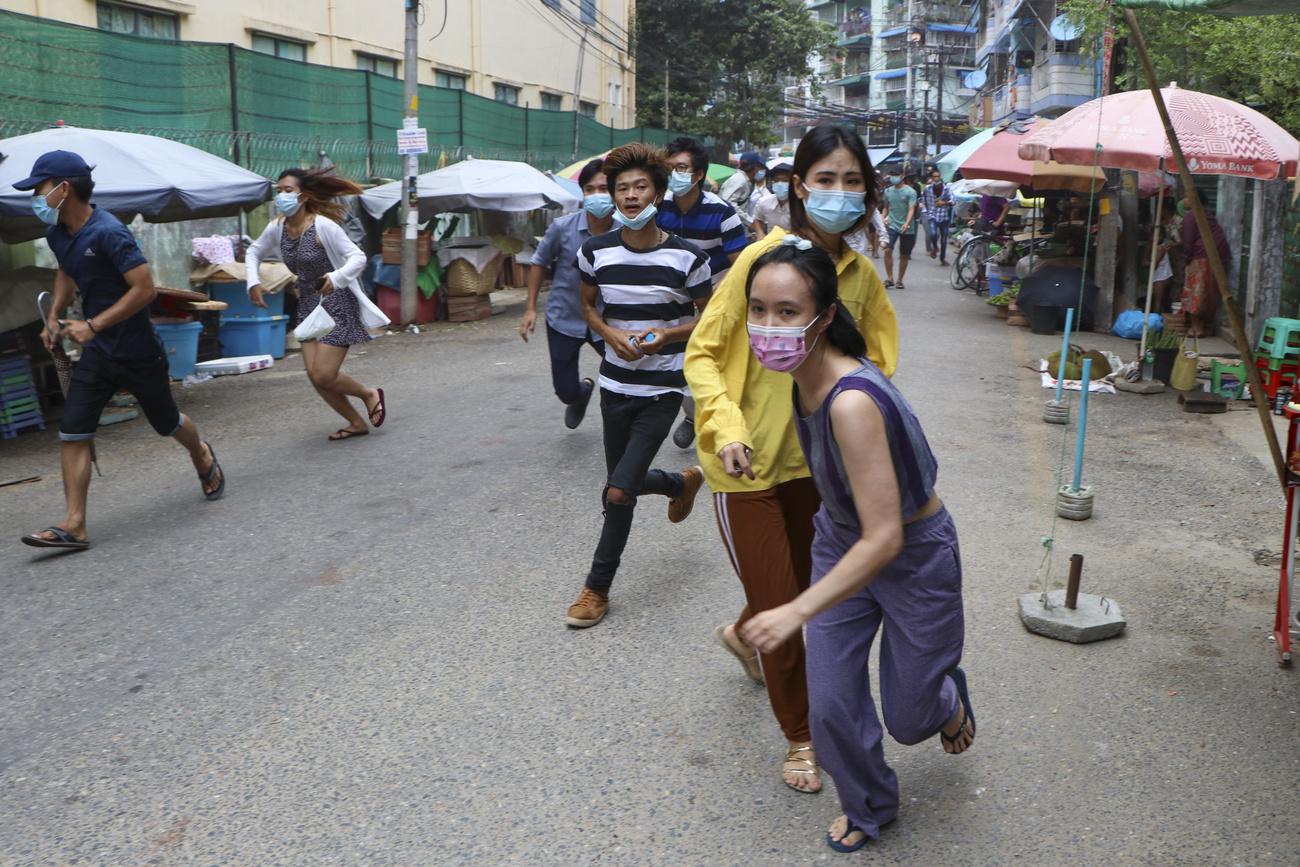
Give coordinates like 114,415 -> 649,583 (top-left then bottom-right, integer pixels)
935,48 -> 944,161
572,32 -> 588,163
904,0 -> 915,157
398,0 -> 419,326
664,59 -> 670,128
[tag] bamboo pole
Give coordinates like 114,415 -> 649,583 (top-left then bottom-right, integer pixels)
1123,8 -> 1286,488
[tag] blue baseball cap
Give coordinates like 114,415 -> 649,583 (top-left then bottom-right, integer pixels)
12,150 -> 94,191
739,151 -> 765,168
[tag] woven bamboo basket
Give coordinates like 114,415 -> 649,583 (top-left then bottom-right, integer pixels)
446,258 -> 498,296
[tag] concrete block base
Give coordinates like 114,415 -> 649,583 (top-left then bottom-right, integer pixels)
1115,378 -> 1165,395
1018,590 -> 1126,643
1043,399 -> 1070,424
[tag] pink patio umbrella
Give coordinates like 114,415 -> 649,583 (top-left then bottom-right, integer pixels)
1017,84 -> 1299,180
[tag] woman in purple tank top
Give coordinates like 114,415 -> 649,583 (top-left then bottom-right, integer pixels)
738,238 -> 975,854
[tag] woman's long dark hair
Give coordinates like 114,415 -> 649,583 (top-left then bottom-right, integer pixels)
788,124 -> 879,238
278,167 -> 363,225
744,243 -> 867,359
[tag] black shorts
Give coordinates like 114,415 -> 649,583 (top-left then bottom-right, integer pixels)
885,228 -> 917,256
60,346 -> 183,442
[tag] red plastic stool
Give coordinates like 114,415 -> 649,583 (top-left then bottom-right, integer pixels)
1254,357 -> 1299,403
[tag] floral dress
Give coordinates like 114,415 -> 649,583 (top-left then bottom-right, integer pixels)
281,222 -> 371,347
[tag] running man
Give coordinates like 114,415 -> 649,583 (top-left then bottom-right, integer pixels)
566,142 -> 713,628
519,158 -> 613,429
18,150 -> 224,551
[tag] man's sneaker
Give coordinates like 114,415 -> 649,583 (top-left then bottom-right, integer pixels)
565,378 -> 594,430
668,466 -> 704,524
672,417 -> 695,449
566,587 -> 609,628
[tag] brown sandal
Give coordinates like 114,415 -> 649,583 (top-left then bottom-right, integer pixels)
713,624 -> 763,684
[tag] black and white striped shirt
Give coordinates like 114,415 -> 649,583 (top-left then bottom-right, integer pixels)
578,231 -> 712,397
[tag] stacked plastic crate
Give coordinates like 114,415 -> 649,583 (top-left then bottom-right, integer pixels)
0,355 -> 45,439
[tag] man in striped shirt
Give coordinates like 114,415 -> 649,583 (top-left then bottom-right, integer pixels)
567,142 -> 714,628
656,136 -> 747,450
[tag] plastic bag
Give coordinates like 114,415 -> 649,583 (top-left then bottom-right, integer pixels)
293,303 -> 335,341
1170,333 -> 1200,391
1111,310 -> 1162,340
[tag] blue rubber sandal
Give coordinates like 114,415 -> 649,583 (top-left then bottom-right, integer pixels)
941,666 -> 976,752
827,818 -> 870,853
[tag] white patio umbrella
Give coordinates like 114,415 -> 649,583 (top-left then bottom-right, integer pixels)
0,126 -> 271,244
360,158 -> 582,222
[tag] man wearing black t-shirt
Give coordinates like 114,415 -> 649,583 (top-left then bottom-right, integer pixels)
17,151 -> 224,552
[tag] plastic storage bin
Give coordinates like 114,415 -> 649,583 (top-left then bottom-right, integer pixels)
219,315 -> 288,359
154,321 -> 204,380
207,281 -> 285,319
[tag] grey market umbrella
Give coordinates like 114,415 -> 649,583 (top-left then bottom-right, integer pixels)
0,126 -> 270,244
1016,265 -> 1100,317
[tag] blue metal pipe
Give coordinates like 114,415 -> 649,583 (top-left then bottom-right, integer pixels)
1054,306 -> 1075,404
1073,357 -> 1092,491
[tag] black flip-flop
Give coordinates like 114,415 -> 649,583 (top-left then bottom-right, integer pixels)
827,819 -> 870,853
329,428 -> 370,441
368,388 -> 386,428
21,526 -> 90,550
198,441 -> 225,501
941,666 -> 976,751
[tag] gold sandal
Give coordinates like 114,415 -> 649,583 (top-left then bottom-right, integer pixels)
713,624 -> 764,684
783,746 -> 821,794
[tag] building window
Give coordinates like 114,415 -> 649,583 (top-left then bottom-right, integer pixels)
96,2 -> 177,39
356,54 -> 398,78
580,0 -> 596,26
541,93 -> 563,111
579,101 -> 597,118
435,71 -> 467,90
494,84 -> 520,105
252,34 -> 306,62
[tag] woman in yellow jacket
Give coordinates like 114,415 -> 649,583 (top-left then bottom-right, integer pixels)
684,124 -> 898,793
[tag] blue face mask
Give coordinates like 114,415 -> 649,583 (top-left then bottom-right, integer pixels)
802,184 -> 867,235
613,201 -> 658,231
889,176 -> 902,186
275,191 -> 302,216
668,171 -> 696,196
31,184 -> 66,226
770,181 -> 790,201
753,169 -> 766,183
583,193 -> 614,218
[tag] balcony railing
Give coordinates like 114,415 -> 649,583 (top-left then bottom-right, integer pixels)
885,95 -> 907,112
841,15 -> 872,38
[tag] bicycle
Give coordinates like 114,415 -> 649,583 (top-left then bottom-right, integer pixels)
949,231 -> 1047,294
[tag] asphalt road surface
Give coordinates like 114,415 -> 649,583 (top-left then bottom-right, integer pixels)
2,255 -> 1297,866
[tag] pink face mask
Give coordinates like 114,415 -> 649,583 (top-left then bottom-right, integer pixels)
747,316 -> 821,372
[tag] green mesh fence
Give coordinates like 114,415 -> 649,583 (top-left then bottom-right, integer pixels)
0,8 -> 687,180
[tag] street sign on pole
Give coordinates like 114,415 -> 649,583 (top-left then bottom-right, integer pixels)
397,128 -> 428,155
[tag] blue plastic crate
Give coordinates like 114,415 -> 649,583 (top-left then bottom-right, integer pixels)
208,281 -> 285,319
218,315 -> 288,360
0,356 -> 33,377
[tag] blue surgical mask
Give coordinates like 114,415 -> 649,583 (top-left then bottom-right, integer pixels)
31,184 -> 66,226
613,202 -> 659,231
802,184 -> 867,235
275,192 -> 302,216
889,176 -> 901,186
668,171 -> 695,196
583,193 -> 614,218
770,181 -> 790,201
753,169 -> 766,183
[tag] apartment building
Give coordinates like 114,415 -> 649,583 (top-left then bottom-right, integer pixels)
974,0 -> 1096,126
0,0 -> 635,127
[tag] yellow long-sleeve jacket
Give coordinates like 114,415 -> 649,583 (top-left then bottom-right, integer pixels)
684,228 -> 899,494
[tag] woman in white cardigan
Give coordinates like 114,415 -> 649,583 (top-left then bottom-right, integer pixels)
247,168 -> 389,440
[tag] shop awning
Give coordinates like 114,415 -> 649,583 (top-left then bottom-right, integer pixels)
875,69 -> 908,80
867,147 -> 898,166
877,27 -> 907,38
927,23 -> 976,32
830,72 -> 874,87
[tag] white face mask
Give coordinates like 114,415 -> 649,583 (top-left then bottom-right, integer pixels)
275,191 -> 302,216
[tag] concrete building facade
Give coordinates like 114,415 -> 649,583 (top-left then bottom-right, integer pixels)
0,0 -> 636,127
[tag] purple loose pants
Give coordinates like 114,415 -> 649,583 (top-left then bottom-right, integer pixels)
805,505 -> 966,840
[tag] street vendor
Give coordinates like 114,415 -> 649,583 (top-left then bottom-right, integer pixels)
1180,195 -> 1231,338
17,150 -> 225,552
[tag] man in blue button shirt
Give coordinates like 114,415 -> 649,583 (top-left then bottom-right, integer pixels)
519,158 -> 613,429
17,151 -> 224,552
